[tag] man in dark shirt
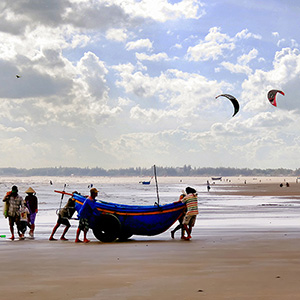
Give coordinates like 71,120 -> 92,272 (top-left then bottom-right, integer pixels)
49,192 -> 77,241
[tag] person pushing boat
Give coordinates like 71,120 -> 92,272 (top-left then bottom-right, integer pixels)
75,188 -> 98,243
49,191 -> 77,241
170,191 -> 186,239
180,187 -> 198,240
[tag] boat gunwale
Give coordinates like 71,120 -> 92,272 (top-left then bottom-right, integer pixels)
74,199 -> 185,216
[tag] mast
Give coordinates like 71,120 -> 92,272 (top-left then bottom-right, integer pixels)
153,164 -> 160,206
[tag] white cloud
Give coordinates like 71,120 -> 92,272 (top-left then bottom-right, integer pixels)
186,27 -> 235,61
106,28 -> 128,42
187,27 -> 262,62
100,129 -> 192,167
0,0 -> 300,170
237,48 -> 258,65
135,52 -> 169,61
76,51 -> 109,98
221,62 -> 252,75
118,97 -> 133,106
221,48 -> 258,75
277,38 -> 286,47
126,38 -> 153,51
69,34 -> 91,48
0,124 -> 27,133
114,64 -> 229,121
235,29 -> 261,40
117,0 -> 206,22
242,48 -> 300,112
130,106 -> 177,123
291,39 -> 299,48
173,43 -> 183,49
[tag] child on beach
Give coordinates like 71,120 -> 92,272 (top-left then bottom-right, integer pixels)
18,202 -> 30,239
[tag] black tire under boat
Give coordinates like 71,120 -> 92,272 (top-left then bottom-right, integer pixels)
118,231 -> 133,241
92,214 -> 121,242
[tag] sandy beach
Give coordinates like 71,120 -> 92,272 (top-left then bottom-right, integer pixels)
1,180 -> 300,300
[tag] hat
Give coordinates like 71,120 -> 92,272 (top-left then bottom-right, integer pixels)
25,187 -> 35,194
11,185 -> 18,193
90,188 -> 98,194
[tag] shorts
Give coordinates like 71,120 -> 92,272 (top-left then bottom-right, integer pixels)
18,221 -> 28,234
182,214 -> 197,227
29,212 -> 37,225
57,215 -> 71,227
8,215 -> 20,227
78,218 -> 89,231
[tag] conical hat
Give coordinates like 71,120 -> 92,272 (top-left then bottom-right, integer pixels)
25,187 -> 35,194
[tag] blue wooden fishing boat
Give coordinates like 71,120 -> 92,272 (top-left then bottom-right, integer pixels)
140,180 -> 151,185
139,176 -> 153,185
72,193 -> 185,242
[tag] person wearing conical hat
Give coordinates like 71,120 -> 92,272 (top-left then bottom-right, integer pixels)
25,187 -> 38,238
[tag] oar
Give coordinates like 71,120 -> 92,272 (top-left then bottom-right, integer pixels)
54,190 -> 73,197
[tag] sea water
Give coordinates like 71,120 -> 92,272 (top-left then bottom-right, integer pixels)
0,176 -> 299,241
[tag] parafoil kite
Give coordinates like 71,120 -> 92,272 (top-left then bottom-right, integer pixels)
215,94 -> 239,117
267,89 -> 285,107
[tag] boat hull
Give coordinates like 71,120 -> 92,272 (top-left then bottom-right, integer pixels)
73,193 -> 185,241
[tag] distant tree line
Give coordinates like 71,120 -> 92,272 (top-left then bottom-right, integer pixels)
0,165 -> 299,177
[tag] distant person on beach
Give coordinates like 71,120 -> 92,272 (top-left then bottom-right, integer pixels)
25,187 -> 38,238
49,192 -> 77,241
286,182 -> 290,187
180,187 -> 198,240
171,192 -> 186,239
207,180 -> 211,192
18,200 -> 30,238
2,185 -> 24,240
75,188 -> 98,243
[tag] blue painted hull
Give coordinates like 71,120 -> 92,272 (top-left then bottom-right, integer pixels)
73,193 -> 185,237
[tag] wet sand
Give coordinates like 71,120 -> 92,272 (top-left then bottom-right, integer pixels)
1,182 -> 300,300
211,181 -> 300,197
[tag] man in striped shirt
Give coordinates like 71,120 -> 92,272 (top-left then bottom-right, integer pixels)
181,187 -> 198,240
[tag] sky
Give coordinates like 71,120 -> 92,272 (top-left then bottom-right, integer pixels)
1,0 -> 300,170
